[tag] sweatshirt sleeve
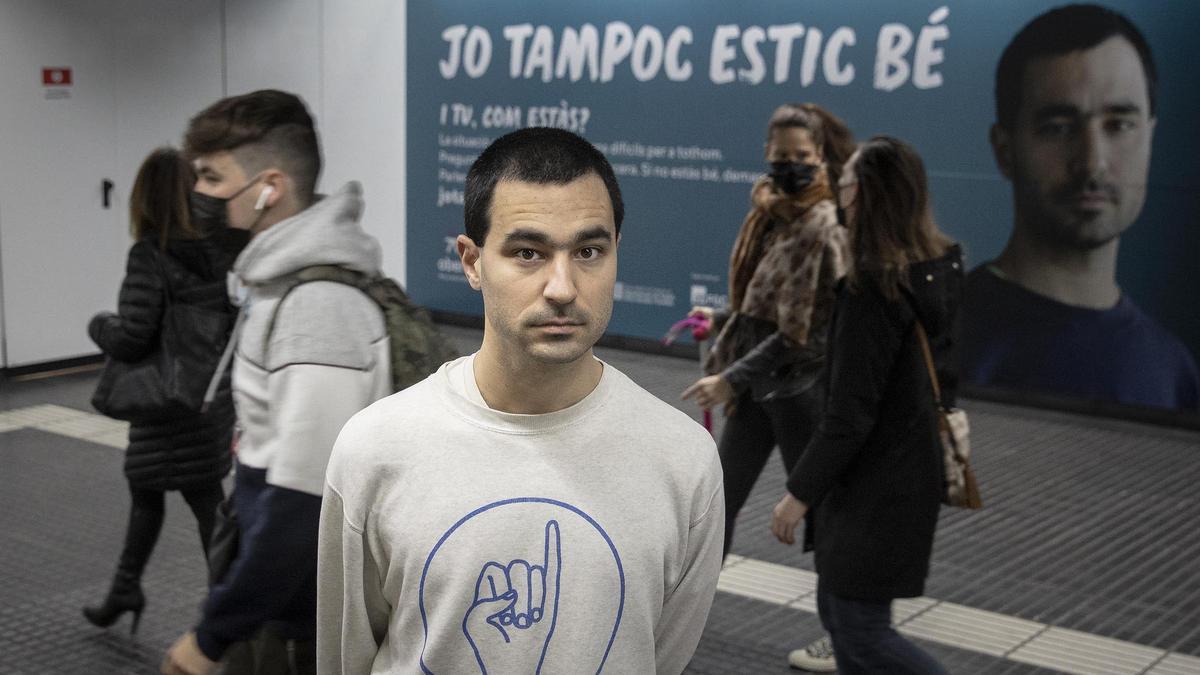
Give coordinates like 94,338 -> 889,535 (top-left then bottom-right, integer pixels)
90,241 -> 164,361
787,286 -> 904,507
261,283 -> 389,495
655,478 -> 724,674
195,481 -> 322,660
317,482 -> 391,675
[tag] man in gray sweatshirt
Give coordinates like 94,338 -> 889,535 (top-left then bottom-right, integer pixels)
163,90 -> 391,675
318,128 -> 724,673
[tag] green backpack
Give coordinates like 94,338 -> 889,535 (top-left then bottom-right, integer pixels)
266,265 -> 460,392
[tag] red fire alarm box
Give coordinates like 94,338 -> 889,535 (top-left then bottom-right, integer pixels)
42,67 -> 72,86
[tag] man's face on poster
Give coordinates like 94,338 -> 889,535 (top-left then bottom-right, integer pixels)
992,36 -> 1156,251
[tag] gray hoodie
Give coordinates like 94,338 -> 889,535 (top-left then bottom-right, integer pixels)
195,182 -> 395,662
231,181 -> 392,496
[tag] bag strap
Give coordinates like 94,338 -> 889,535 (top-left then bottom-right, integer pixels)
913,320 -> 944,408
899,285 -> 944,409
201,307 -> 246,413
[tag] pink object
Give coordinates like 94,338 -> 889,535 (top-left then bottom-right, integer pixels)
664,315 -> 716,434
663,316 -> 712,345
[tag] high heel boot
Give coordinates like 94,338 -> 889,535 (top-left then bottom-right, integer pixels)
83,500 -> 162,634
82,570 -> 145,633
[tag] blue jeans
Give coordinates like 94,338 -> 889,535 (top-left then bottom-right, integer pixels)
816,579 -> 947,674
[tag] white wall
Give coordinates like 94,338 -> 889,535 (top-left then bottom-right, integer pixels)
113,1 -> 226,187
320,0 -> 408,284
224,0 -> 408,283
0,0 -> 223,368
224,0 -> 322,108
0,0 -> 408,368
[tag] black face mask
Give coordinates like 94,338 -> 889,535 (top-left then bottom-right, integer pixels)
190,190 -> 234,232
190,176 -> 263,255
768,161 -> 818,195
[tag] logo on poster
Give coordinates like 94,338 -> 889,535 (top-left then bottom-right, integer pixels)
613,281 -> 675,307
689,284 -> 727,308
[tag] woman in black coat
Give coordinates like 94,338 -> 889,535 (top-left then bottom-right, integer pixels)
83,148 -> 238,633
771,136 -> 962,673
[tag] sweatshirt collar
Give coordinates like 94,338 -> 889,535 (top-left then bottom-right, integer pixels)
435,353 -> 618,435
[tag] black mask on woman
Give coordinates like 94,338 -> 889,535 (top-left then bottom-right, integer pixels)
768,161 -> 818,195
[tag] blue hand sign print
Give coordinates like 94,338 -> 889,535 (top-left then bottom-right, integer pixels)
463,521 -> 561,672
419,498 -> 624,674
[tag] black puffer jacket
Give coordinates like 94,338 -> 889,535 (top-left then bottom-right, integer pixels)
89,237 -> 236,490
788,245 -> 963,601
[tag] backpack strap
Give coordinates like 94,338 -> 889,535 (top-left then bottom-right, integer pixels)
263,265 -> 374,356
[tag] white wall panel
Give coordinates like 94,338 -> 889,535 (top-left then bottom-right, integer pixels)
0,0 -> 119,366
0,0 -> 222,367
224,0 -> 322,119
113,0 -> 224,191
321,0 -> 408,284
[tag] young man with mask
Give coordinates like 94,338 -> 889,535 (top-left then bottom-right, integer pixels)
962,4 -> 1199,411
162,90 -> 391,675
317,128 -> 723,674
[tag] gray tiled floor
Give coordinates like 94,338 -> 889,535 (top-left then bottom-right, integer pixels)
1,324 -> 1197,674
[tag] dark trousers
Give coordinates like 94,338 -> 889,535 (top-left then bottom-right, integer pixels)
120,483 -> 225,578
219,625 -> 316,675
718,389 -> 823,556
816,580 -> 947,674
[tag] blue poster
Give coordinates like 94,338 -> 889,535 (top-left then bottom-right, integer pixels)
407,1 -> 1200,412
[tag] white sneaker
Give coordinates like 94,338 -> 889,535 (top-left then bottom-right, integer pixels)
787,636 -> 837,672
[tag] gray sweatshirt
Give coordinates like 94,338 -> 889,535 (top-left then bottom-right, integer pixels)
318,355 -> 724,674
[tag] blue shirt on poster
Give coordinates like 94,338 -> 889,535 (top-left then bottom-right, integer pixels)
960,265 -> 1199,411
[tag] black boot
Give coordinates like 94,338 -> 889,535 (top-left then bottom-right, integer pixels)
82,570 -> 145,633
83,498 -> 163,634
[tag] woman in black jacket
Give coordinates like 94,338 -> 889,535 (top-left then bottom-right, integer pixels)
771,136 -> 962,673
83,148 -> 238,633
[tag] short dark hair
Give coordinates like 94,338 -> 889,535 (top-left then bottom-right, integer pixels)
130,147 -> 198,248
995,3 -> 1157,130
184,89 -> 322,204
464,128 -> 624,246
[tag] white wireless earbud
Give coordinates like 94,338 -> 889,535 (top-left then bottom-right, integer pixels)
254,185 -> 274,211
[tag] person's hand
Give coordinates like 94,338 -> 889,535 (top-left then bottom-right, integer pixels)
689,306 -> 715,322
161,631 -> 217,675
87,312 -> 116,344
463,521 -> 561,673
681,374 -> 734,409
770,493 -> 808,546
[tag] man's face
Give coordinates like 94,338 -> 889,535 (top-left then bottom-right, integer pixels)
459,174 -> 618,367
992,36 -> 1156,251
192,151 -> 267,231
